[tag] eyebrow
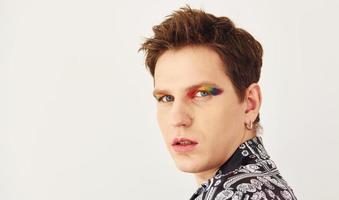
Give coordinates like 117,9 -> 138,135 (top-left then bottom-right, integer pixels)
152,81 -> 220,97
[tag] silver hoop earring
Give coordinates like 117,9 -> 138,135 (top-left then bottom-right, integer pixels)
245,120 -> 253,130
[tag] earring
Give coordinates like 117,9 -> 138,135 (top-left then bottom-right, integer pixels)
245,120 -> 253,130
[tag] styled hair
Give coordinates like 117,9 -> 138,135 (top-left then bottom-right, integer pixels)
138,5 -> 263,128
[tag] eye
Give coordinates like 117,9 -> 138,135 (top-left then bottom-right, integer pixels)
195,90 -> 210,98
158,95 -> 174,103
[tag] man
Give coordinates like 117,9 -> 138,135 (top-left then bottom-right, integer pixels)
139,5 -> 297,200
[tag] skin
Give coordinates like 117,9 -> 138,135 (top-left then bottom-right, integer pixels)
153,45 -> 262,186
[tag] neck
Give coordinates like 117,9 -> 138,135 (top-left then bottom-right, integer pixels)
194,166 -> 220,186
193,130 -> 256,186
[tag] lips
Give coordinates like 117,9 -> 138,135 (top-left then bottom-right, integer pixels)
172,137 -> 198,146
171,137 -> 198,153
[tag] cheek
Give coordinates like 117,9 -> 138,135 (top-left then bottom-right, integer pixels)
156,108 -> 170,137
199,101 -> 243,136
156,106 -> 167,123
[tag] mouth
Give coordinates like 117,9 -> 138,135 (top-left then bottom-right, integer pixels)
171,137 -> 198,153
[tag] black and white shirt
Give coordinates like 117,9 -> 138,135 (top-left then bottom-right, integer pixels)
189,136 -> 297,200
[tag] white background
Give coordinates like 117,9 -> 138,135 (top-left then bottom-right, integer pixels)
1,0 -> 339,199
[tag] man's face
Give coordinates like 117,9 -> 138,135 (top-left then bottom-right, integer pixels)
153,45 -> 247,174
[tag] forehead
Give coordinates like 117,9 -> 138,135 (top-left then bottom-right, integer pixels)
153,45 -> 230,94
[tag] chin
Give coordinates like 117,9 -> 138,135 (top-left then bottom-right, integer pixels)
173,158 -> 202,173
176,165 -> 198,173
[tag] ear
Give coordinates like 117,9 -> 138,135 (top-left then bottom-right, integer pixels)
244,83 -> 262,122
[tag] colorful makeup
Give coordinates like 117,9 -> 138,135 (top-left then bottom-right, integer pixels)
153,83 -> 224,102
187,84 -> 223,98
153,92 -> 166,102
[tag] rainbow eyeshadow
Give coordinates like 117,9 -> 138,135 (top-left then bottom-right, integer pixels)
153,84 -> 224,102
187,84 -> 223,98
153,93 -> 165,101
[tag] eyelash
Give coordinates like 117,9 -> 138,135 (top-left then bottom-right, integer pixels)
157,90 -> 210,103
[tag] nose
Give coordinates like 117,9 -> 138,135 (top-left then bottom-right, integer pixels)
169,100 -> 193,127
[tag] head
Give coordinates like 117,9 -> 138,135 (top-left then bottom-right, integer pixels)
139,6 -> 263,180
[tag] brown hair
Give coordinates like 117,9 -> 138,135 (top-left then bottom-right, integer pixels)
138,5 -> 263,127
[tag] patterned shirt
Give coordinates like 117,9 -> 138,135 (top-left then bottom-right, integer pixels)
189,136 -> 297,200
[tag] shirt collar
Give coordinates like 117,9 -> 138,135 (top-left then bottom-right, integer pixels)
190,136 -> 270,199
